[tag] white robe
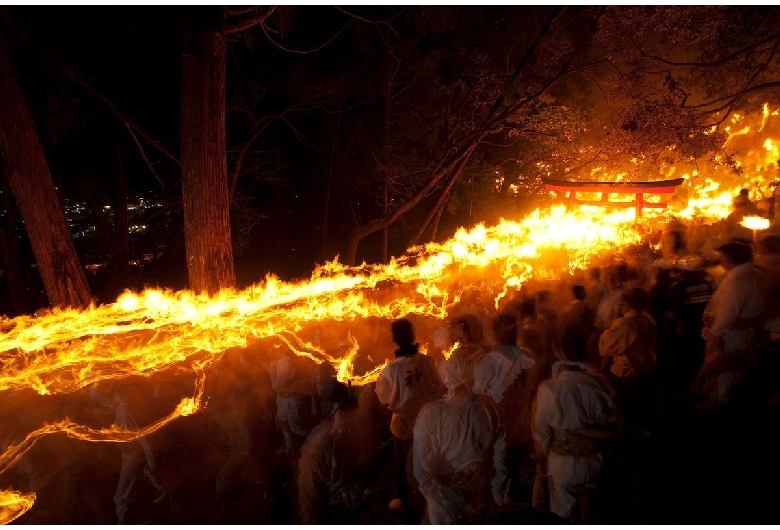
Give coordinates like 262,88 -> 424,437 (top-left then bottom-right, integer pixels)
473,344 -> 536,404
375,353 -> 441,440
413,393 -> 506,525
702,261 -> 764,400
533,370 -> 618,519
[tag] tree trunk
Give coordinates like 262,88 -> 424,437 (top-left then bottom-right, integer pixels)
181,8 -> 236,294
0,34 -> 91,309
0,173 -> 45,311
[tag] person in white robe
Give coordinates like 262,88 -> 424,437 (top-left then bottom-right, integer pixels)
413,354 -> 506,525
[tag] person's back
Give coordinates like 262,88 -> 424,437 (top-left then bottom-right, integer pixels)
598,293 -> 658,380
559,285 -> 593,352
298,384 -> 376,524
586,267 -> 607,315
376,350 -> 441,439
375,318 -> 443,512
533,364 -> 620,521
594,271 -> 624,331
663,267 -> 713,390
414,355 -> 506,525
447,313 -> 489,387
696,240 -> 765,404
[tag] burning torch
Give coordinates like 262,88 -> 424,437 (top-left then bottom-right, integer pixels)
740,215 -> 771,245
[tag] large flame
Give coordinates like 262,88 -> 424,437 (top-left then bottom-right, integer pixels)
2,104 -> 780,521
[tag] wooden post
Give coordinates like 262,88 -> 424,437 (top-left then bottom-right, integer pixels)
635,192 -> 644,217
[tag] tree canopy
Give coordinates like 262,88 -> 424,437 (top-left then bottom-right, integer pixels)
2,5 -> 780,311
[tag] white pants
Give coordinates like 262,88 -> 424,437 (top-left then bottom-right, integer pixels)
547,451 -> 602,520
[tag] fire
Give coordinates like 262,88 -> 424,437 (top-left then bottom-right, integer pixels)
741,215 -> 771,231
0,490 -> 35,525
3,104 -> 780,522
442,341 -> 460,360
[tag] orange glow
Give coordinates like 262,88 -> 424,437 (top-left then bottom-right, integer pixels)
3,104 -> 780,520
741,216 -> 771,230
442,341 -> 460,360
0,490 -> 35,525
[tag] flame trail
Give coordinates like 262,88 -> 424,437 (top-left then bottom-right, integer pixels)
2,104 -> 780,522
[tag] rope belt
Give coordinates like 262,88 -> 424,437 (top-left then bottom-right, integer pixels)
551,427 -> 619,457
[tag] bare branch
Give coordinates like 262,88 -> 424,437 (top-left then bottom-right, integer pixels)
260,19 -> 351,54
335,6 -> 405,25
633,32 -> 780,68
0,7 -> 180,167
486,6 -> 564,120
683,81 -> 780,111
223,6 -> 278,35
225,6 -> 261,17
124,123 -> 165,188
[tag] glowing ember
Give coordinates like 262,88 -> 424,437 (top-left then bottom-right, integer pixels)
741,215 -> 771,231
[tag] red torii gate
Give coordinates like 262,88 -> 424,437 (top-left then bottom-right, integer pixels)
541,177 -> 685,217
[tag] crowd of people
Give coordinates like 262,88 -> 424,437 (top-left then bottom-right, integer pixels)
7,191 -> 780,525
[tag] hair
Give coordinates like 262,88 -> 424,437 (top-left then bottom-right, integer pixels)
502,298 -> 521,317
589,267 -> 601,281
605,269 -> 623,290
667,230 -> 684,254
451,314 -> 484,344
391,319 -> 415,347
518,301 -> 536,319
493,313 -> 518,345
619,288 -> 637,310
758,235 -> 780,255
559,334 -> 587,362
571,284 -> 587,301
719,241 -> 753,265
536,289 -> 552,304
330,381 -> 357,413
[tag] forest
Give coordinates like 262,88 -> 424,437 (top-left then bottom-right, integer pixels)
2,6 -> 778,314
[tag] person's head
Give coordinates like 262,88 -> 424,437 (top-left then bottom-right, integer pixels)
450,314 -> 484,344
614,289 -> 636,317
536,289 -> 552,306
439,353 -> 470,393
716,239 -> 753,269
571,284 -> 586,301
502,298 -> 521,318
517,301 -> 536,321
589,267 -> 601,282
493,313 -> 518,346
605,269 -> 623,291
757,235 -> 780,256
734,188 -> 751,207
662,230 -> 685,259
330,381 -> 357,414
315,361 -> 337,387
557,333 -> 587,363
391,319 -> 415,347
